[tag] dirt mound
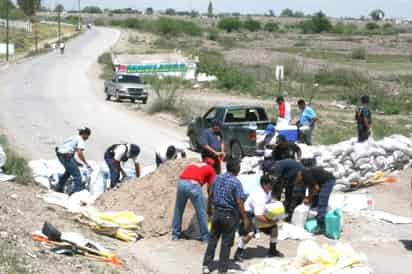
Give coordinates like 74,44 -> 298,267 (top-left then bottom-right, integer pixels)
95,158 -> 201,237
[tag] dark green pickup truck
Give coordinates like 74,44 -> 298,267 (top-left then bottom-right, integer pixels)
187,105 -> 271,160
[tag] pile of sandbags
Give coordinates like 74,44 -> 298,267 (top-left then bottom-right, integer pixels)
300,134 -> 412,186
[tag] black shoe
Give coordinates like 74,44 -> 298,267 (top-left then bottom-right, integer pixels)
267,249 -> 284,258
313,224 -> 325,236
233,247 -> 244,262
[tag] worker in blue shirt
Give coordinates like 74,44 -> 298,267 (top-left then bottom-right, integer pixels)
201,119 -> 225,174
272,159 -> 305,220
202,159 -> 249,274
297,99 -> 317,145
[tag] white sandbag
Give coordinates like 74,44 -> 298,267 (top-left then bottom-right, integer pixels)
359,163 -> 373,170
385,155 -> 395,166
376,138 -> 397,152
355,157 -> 370,168
0,147 -> 6,168
393,150 -> 405,162
374,156 -> 386,170
389,134 -> 412,147
291,204 -> 310,228
347,172 -> 361,182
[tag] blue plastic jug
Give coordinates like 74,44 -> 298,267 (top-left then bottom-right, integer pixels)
325,209 -> 342,240
304,218 -> 318,233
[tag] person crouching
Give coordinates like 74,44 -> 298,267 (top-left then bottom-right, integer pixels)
234,175 -> 284,262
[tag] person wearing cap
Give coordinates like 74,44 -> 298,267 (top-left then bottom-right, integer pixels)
234,174 -> 284,262
258,124 -> 276,150
272,135 -> 302,161
276,96 -> 292,125
55,127 -> 92,194
297,99 -> 317,145
355,95 -> 372,143
296,167 -> 336,235
201,119 -> 225,174
155,144 -> 186,168
104,143 -> 141,188
171,159 -> 216,242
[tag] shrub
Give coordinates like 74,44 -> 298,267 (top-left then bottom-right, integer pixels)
351,47 -> 367,60
366,22 -> 380,31
0,136 -> 31,182
333,22 -> 358,35
315,68 -> 368,87
208,29 -> 219,41
310,11 -> 332,33
243,17 -> 261,32
217,17 -> 242,32
264,21 -> 279,32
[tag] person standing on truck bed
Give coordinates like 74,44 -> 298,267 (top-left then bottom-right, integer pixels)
104,143 -> 141,188
155,144 -> 186,168
55,127 -> 92,195
201,119 -> 225,174
296,99 -> 317,146
276,96 -> 292,125
355,95 -> 372,143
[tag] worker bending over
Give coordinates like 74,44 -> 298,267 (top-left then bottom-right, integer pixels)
104,143 -> 141,188
234,174 -> 284,262
171,159 -> 216,242
155,144 -> 186,168
296,167 -> 336,235
55,127 -> 91,195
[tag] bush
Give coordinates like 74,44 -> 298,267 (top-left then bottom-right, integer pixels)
208,29 -> 219,41
310,11 -> 333,33
197,50 -> 257,92
218,17 -> 242,32
264,21 -> 279,32
351,47 -> 367,60
0,136 -> 31,182
109,17 -> 202,37
83,6 -> 103,13
243,17 -> 261,32
97,52 -> 114,79
315,68 -> 368,87
333,22 -> 358,35
366,22 -> 380,31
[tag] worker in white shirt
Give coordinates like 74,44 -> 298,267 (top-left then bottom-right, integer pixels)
104,143 -> 141,188
55,127 -> 91,194
155,144 -> 186,168
234,174 -> 284,262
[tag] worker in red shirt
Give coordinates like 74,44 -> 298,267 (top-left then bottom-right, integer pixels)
276,96 -> 292,125
172,159 -> 216,242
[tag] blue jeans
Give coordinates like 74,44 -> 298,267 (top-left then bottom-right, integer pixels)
104,152 -> 120,188
313,179 -> 336,225
56,154 -> 83,194
172,179 -> 208,241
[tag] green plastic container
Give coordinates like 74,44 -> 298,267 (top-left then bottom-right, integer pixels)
304,218 -> 318,233
325,209 -> 342,240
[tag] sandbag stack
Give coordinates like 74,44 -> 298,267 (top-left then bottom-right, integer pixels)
299,134 -> 412,186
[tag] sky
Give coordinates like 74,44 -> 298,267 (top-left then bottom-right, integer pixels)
40,0 -> 412,19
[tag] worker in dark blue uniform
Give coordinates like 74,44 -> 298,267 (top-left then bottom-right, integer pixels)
201,119 -> 225,174
272,159 -> 305,220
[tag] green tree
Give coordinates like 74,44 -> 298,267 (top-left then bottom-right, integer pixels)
17,0 -> 41,17
208,0 -> 213,18
280,8 -> 294,17
243,17 -> 261,32
301,11 -> 332,34
370,9 -> 385,21
83,6 -> 103,14
217,17 -> 242,32
54,4 -> 64,13
165,8 -> 176,15
145,7 -> 154,15
294,11 -> 305,18
268,9 -> 275,17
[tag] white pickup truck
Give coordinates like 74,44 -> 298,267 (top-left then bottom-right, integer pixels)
104,73 -> 148,104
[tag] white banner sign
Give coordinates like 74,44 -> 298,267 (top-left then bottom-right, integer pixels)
0,43 -> 15,56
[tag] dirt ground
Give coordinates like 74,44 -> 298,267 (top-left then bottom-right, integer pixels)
1,167 -> 411,274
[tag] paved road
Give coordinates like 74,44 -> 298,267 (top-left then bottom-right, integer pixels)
0,27 -> 187,166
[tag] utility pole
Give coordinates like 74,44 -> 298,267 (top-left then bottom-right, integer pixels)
58,5 -> 61,42
6,0 -> 9,61
77,0 -> 81,30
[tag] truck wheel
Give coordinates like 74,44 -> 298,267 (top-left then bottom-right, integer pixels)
131,98 -> 136,103
230,141 -> 243,161
106,94 -> 111,101
142,98 -> 148,104
189,133 -> 199,152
